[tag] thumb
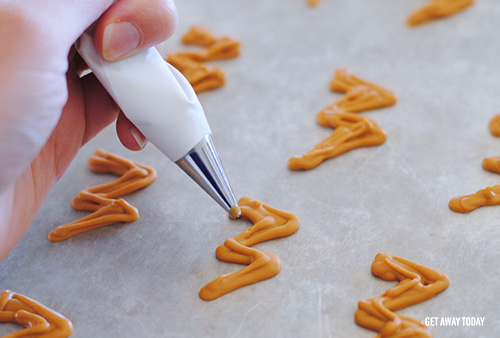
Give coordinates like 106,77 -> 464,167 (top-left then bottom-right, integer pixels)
94,0 -> 178,61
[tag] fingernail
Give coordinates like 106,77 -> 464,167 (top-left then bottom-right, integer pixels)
130,126 -> 148,149
102,22 -> 141,60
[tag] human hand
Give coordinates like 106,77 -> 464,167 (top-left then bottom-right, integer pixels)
0,0 -> 177,261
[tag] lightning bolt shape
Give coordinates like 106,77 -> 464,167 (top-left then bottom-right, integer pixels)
355,253 -> 449,338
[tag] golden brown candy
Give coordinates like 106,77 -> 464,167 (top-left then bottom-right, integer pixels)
288,69 -> 396,170
355,253 -> 449,338
328,68 -> 397,112
181,25 -> 217,47
167,53 -> 225,93
482,156 -> 500,174
489,114 -> 500,137
199,197 -> 300,301
0,290 -> 73,338
167,26 -> 239,93
176,37 -> 240,62
449,151 -> 500,213
407,0 -> 474,26
48,150 -> 156,242
288,113 -> 386,170
449,185 -> 500,213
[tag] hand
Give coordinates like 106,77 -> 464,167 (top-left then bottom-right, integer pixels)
0,0 -> 177,261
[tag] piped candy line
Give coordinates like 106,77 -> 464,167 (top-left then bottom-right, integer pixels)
407,0 -> 474,26
166,26 -> 240,93
288,68 -> 396,170
167,54 -> 225,94
175,37 -> 240,62
181,25 -> 217,47
199,197 -> 300,301
289,113 -> 386,170
489,114 -> 500,137
48,150 -> 156,242
449,185 -> 500,213
328,69 -> 397,112
482,156 -> 500,174
0,290 -> 73,338
449,135 -> 500,213
355,253 -> 449,338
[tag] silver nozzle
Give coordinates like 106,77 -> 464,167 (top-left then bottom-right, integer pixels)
176,134 -> 240,218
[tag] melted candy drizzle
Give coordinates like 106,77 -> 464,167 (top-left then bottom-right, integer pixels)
166,26 -> 240,93
48,150 -> 156,242
489,114 -> 500,137
199,197 -> 300,301
482,156 -> 500,174
0,290 -> 73,338
355,253 -> 449,338
288,68 -> 396,170
449,185 -> 500,213
407,0 -> 474,26
449,152 -> 500,213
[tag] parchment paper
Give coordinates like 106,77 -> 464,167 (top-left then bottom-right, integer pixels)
1,1 -> 499,337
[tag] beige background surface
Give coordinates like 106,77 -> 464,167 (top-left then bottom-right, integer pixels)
1,0 -> 500,337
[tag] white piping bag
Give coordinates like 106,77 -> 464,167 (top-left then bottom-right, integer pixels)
75,32 -> 240,218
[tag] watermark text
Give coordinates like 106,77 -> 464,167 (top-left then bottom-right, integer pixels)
423,317 -> 485,327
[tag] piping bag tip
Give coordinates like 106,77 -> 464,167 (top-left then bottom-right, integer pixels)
229,205 -> 242,220
176,134 -> 239,217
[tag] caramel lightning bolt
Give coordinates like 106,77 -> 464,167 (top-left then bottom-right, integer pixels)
48,150 -> 156,242
288,68 -> 396,170
199,197 -> 300,301
355,253 -> 449,338
0,290 -> 73,338
166,25 -> 240,93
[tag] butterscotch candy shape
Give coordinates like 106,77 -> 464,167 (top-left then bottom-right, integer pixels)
48,150 -> 156,242
199,197 -> 300,301
167,53 -> 225,93
288,69 -> 395,170
307,0 -> 320,7
184,66 -> 225,93
181,25 -> 217,47
449,185 -> 500,213
489,114 -> 500,137
288,113 -> 387,170
482,156 -> 500,174
407,0 -> 474,26
176,37 -> 240,62
167,26 -> 239,93
48,199 -> 139,242
203,36 -> 240,60
0,290 -> 73,338
355,253 -> 449,338
199,239 -> 282,302
329,68 -> 397,112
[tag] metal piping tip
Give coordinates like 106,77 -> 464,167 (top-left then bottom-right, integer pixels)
176,134 -> 239,216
